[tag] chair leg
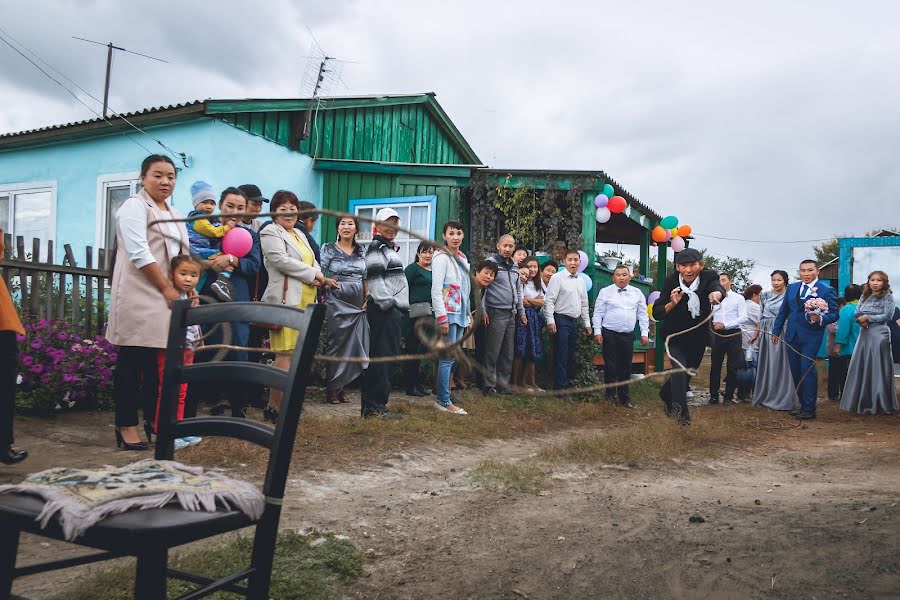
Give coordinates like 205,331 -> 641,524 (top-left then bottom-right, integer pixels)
246,513 -> 279,600
134,546 -> 168,600
0,528 -> 20,598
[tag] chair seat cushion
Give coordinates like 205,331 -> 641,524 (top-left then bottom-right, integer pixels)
0,493 -> 256,551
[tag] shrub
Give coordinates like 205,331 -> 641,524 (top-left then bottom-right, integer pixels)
16,319 -> 117,414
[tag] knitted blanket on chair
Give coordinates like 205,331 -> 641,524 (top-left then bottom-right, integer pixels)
0,459 -> 264,540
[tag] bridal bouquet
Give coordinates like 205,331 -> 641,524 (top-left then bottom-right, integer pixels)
804,297 -> 828,315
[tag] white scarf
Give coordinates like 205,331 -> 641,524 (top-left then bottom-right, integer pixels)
679,275 -> 701,319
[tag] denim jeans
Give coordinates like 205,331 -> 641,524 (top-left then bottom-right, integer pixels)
436,324 -> 464,406
553,315 -> 579,389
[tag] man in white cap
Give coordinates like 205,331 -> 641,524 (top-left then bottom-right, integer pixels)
361,207 -> 409,419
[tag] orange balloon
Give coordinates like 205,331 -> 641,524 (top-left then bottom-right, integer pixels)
651,226 -> 668,243
678,225 -> 692,237
608,195 -> 627,213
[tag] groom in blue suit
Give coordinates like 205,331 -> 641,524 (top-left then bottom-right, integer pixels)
772,260 -> 838,419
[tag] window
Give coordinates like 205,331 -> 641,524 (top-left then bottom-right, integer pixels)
0,182 -> 56,261
96,174 -> 141,250
350,195 -> 436,266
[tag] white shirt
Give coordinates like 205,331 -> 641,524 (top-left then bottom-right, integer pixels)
592,283 -> 649,336
712,290 -> 748,330
117,196 -> 183,269
244,217 -> 264,233
742,299 -> 761,350
523,280 -> 544,300
543,270 -> 590,327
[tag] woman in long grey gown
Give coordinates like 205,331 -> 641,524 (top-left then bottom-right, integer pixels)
320,217 -> 370,404
841,271 -> 896,415
752,270 -> 800,411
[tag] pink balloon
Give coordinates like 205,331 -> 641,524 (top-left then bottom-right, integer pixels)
662,229 -> 672,243
670,236 -> 686,252
222,227 -> 253,258
577,250 -> 589,273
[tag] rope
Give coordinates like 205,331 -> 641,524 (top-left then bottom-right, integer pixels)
141,206 -> 822,404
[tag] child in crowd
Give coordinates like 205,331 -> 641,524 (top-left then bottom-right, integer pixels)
186,181 -> 233,301
153,255 -> 203,450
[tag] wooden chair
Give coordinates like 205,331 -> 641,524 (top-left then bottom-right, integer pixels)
0,300 -> 325,600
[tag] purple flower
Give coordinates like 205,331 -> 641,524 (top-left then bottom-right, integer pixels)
21,355 -> 33,366
30,364 -> 44,374
15,334 -> 26,343
30,341 -> 43,350
62,374 -> 78,383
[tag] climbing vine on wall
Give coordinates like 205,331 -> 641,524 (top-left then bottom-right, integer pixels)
464,174 -> 588,261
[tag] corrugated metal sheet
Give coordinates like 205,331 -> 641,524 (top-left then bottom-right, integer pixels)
0,101 -> 206,138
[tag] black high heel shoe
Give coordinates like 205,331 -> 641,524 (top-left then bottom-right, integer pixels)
143,420 -> 154,444
115,429 -> 148,451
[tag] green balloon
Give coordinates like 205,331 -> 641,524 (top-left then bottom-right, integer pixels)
660,215 -> 679,229
602,183 -> 614,197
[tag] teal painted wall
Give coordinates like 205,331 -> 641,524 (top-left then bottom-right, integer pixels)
0,119 -> 322,262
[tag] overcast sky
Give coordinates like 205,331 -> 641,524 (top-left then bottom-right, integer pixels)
2,0 -> 899,285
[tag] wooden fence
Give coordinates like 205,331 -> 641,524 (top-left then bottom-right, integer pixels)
1,235 -> 112,338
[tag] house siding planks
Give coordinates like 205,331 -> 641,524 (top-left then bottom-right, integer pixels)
221,101 -> 473,165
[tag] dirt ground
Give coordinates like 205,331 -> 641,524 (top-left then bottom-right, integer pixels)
4,386 -> 900,599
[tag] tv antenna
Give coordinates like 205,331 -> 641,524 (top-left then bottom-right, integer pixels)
72,36 -> 169,118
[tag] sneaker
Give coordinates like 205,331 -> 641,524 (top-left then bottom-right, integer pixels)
183,436 -> 203,446
210,278 -> 233,302
174,438 -> 190,451
708,395 -> 720,405
434,402 -> 468,415
263,405 -> 279,424
619,401 -> 636,409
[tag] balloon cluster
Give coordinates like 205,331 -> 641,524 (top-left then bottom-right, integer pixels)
651,216 -> 692,253
594,183 -> 628,224
575,250 -> 592,292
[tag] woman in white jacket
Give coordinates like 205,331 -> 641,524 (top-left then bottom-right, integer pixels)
430,220 -> 470,415
259,190 -> 333,422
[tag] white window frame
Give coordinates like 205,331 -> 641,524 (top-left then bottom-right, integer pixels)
95,172 -> 141,251
349,196 -> 437,266
0,181 -> 57,261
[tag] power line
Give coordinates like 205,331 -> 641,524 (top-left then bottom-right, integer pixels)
693,233 -> 831,244
0,28 -> 188,164
71,36 -> 169,63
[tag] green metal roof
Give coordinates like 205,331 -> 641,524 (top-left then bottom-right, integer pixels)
0,93 -> 481,163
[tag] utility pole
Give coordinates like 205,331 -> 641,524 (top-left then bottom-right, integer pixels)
73,36 -> 169,119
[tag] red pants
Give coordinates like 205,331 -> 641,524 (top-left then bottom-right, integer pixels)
153,348 -> 194,433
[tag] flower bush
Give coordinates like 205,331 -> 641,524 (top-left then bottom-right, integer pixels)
16,319 -> 117,414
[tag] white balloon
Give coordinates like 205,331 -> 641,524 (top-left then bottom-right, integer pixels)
595,207 -> 612,223
670,236 -> 686,252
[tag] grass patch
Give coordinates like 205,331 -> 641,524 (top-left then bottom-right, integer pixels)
538,404 -> 790,465
49,530 -> 361,600
467,460 -> 548,493
182,386 -> 652,472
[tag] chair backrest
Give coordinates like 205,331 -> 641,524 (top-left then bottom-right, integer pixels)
155,300 -> 325,501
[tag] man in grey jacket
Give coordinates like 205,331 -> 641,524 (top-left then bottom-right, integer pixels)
362,207 -> 409,419
482,234 -> 527,393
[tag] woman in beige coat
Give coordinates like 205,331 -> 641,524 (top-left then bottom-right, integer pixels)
106,155 -> 189,450
259,190 -> 333,422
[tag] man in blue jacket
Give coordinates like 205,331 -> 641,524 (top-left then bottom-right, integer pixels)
772,259 -> 838,420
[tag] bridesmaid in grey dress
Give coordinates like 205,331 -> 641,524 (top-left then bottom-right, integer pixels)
752,270 -> 800,411
320,217 -> 370,404
841,271 -> 897,415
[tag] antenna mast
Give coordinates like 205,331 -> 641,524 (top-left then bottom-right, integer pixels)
72,36 -> 169,118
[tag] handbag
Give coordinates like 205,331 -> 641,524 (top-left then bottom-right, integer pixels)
408,302 -> 432,319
